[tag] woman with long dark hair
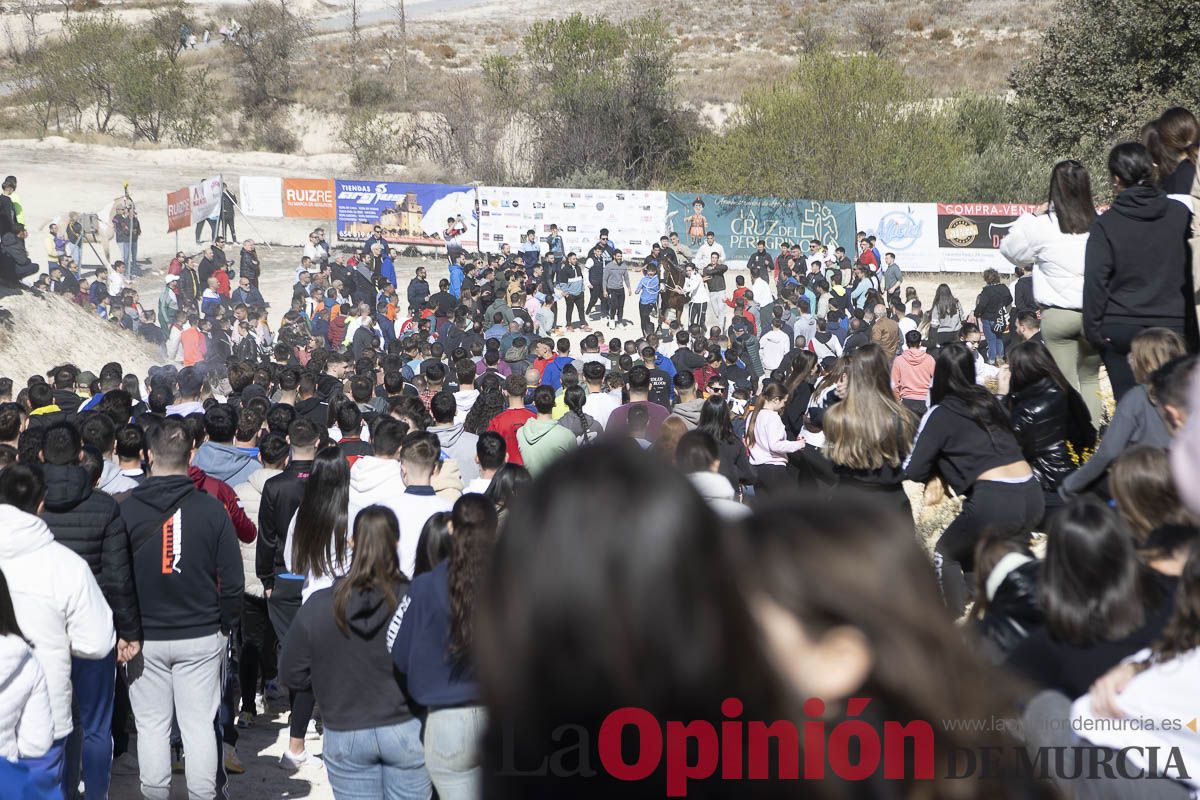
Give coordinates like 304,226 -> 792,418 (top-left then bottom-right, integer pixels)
697,393 -> 756,491
476,443 -> 795,798
278,446 -> 351,768
929,283 -> 963,351
1146,106 -> 1200,193
0,568 -> 53,764
279,506 -> 430,799
556,384 -> 601,443
483,463 -> 530,526
1083,141 -> 1196,400
413,510 -> 451,578
1007,497 -> 1175,698
781,349 -> 818,439
905,343 -> 1043,616
392,494 -> 497,800
1001,159 -> 1101,424
823,343 -> 916,517
745,382 -> 804,493
1004,339 -> 1096,519
747,495 -> 1031,798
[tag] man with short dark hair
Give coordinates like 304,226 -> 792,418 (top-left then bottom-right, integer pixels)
606,365 -> 670,438
390,433 -> 452,575
429,391 -> 479,483
256,418 -> 318,594
467,431 -> 506,494
120,418 -> 243,800
486,374 -> 535,465
516,385 -> 577,474
192,404 -> 259,487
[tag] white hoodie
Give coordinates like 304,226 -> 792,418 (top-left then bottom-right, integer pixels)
0,506 -> 115,740
0,633 -> 53,760
453,389 -> 480,423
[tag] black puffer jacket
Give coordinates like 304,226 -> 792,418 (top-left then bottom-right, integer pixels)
974,282 -> 1012,321
973,556 -> 1042,663
40,463 -> 142,642
1008,378 -> 1096,492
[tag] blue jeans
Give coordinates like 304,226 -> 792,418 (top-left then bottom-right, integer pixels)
424,707 -> 486,800
22,736 -> 68,800
65,650 -> 116,800
323,719 -> 431,800
981,319 -> 1003,363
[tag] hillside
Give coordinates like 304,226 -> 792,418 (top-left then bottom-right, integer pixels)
0,287 -> 162,383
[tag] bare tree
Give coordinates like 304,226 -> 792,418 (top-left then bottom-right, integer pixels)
387,0 -> 408,95
852,4 -> 893,55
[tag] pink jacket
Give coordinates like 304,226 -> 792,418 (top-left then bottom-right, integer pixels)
891,349 -> 935,403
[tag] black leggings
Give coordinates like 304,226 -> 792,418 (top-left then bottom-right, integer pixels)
239,594 -> 276,713
689,302 -> 707,328
1099,321 -> 1186,402
564,293 -> 585,326
935,478 -> 1044,617
586,283 -> 604,315
754,463 -> 793,494
268,575 -> 314,742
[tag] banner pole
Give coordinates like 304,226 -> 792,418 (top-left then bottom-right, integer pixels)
229,197 -> 273,250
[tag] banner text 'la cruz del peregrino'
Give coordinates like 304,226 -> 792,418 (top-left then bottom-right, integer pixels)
162,175 -> 1040,272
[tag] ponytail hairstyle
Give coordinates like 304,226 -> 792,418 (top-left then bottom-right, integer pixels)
744,382 -> 788,450
333,505 -> 403,636
448,493 -> 499,658
1150,107 -> 1200,183
563,384 -> 590,442
1108,142 -> 1156,190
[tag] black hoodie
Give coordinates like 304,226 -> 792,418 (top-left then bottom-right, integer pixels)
256,459 -> 313,590
41,463 -> 142,642
120,474 -> 243,640
278,580 -> 416,730
1083,184 -> 1195,346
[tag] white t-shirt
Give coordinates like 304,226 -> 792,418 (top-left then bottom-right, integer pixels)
695,242 -> 726,266
583,391 -> 621,429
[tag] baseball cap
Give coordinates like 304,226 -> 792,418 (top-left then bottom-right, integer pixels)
165,274 -> 180,284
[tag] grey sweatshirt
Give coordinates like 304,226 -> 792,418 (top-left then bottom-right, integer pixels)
603,262 -> 631,291
1061,385 -> 1171,495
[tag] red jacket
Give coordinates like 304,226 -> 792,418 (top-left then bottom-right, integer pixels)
188,466 -> 257,543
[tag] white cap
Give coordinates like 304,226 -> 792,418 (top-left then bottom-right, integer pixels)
165,274 -> 180,283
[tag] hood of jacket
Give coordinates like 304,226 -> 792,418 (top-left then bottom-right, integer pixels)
899,348 -> 932,367
41,463 -> 94,511
97,459 -> 136,494
430,422 -> 467,447
519,418 -> 560,446
343,582 -> 401,639
1112,184 -> 1170,221
128,474 -> 197,515
454,389 -> 479,414
192,441 -> 256,484
350,456 -> 404,496
672,398 -> 705,425
689,470 -> 737,502
295,396 -> 327,416
0,505 -> 55,559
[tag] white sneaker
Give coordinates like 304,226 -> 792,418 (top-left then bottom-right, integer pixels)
306,718 -> 322,740
278,749 -> 310,770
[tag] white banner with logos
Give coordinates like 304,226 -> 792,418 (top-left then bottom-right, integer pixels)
238,176 -> 283,218
190,175 -> 224,224
477,186 -> 667,259
854,202 -> 941,273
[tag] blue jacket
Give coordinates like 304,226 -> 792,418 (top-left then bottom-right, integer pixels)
448,263 -> 464,299
540,355 -> 575,391
381,256 -> 397,288
391,560 -> 479,707
192,441 -> 259,488
636,275 -> 660,304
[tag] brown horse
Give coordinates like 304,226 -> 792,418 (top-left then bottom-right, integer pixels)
658,254 -> 689,325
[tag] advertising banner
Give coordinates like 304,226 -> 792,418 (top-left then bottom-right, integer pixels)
335,180 -> 476,246
166,187 -> 191,233
936,203 -> 1037,272
238,176 -> 283,218
283,178 -> 336,219
189,175 -> 223,224
478,187 -> 667,259
854,202 -> 941,273
666,193 -> 856,264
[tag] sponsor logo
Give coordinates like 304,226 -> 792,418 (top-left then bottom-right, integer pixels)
876,210 -> 924,250
944,217 -> 979,247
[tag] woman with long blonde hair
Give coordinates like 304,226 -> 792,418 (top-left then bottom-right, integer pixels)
824,344 -> 917,518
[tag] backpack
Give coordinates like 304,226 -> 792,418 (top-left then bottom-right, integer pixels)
991,305 -> 1011,334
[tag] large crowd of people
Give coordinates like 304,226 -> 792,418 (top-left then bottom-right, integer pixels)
0,110 -> 1199,800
